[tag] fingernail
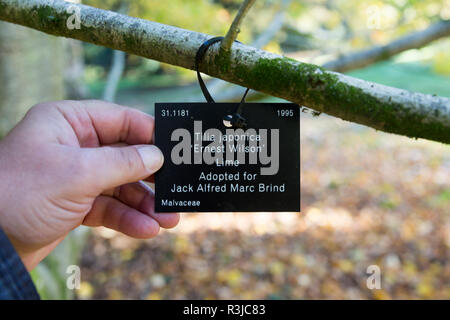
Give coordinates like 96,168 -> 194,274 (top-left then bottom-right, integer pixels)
137,145 -> 164,173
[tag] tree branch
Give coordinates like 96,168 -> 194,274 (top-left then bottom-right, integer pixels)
323,20 -> 450,72
216,18 -> 450,101
0,0 -> 449,144
207,0 -> 291,98
220,0 -> 256,52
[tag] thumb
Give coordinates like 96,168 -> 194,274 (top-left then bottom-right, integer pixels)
82,145 -> 164,191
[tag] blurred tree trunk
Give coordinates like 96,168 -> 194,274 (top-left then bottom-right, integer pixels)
64,0 -> 87,100
0,22 -> 65,137
103,49 -> 126,102
64,39 -> 87,99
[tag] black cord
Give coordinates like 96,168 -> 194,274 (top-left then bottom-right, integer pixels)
237,87 -> 250,115
195,36 -> 224,103
195,37 -> 250,128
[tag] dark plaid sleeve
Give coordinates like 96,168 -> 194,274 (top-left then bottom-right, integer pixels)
0,228 -> 40,300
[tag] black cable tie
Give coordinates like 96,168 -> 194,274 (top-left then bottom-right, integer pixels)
195,37 -> 250,129
195,36 -> 224,103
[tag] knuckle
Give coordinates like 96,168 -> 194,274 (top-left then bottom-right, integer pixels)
27,100 -> 76,117
84,99 -> 104,105
27,102 -> 53,115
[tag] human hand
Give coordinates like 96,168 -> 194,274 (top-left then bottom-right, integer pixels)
0,100 -> 179,270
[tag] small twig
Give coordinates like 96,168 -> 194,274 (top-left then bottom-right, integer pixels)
220,0 -> 256,52
207,0 -> 291,99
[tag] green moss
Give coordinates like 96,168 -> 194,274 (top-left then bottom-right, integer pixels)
26,3 -> 102,45
122,32 -> 140,51
213,48 -> 232,74
322,77 -> 449,142
233,56 -> 337,107
228,55 -> 449,143
31,4 -> 68,34
121,22 -> 145,50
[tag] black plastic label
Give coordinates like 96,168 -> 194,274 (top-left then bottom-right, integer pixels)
154,103 -> 300,212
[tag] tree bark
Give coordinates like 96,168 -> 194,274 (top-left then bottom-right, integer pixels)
0,0 -> 449,144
